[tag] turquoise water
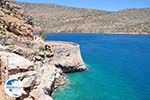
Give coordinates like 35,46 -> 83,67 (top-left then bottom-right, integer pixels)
45,33 -> 150,100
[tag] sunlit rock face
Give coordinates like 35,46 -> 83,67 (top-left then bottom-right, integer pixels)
45,41 -> 87,73
0,0 -> 87,100
0,0 -> 33,41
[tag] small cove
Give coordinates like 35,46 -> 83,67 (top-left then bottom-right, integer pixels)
45,33 -> 150,100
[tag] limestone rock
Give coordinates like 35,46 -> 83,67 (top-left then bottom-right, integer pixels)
40,64 -> 56,91
8,22 -> 33,38
37,94 -> 53,100
0,1 -> 87,100
29,85 -> 52,100
45,41 -> 87,72
35,56 -> 43,61
0,51 -> 34,70
45,51 -> 54,58
9,71 -> 36,78
0,44 -> 6,50
0,0 -> 34,41
22,76 -> 35,88
38,52 -> 45,58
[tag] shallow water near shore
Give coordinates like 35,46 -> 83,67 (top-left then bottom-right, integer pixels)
45,33 -> 150,100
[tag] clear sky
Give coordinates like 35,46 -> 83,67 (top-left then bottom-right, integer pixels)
16,0 -> 150,11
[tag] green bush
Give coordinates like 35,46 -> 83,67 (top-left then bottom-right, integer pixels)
9,41 -> 15,48
38,45 -> 45,52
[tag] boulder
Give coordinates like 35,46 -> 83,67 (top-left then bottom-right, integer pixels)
35,56 -> 43,61
0,51 -> 34,70
22,76 -> 35,88
29,85 -> 52,100
38,52 -> 45,58
8,22 -> 33,38
45,51 -> 54,58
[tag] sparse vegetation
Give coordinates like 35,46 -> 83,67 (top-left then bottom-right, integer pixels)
17,2 -> 150,34
38,45 -> 45,52
38,30 -> 47,40
8,41 -> 15,48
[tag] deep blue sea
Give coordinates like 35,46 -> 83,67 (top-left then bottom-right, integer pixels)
45,33 -> 150,100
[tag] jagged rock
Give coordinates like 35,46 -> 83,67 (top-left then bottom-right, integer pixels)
0,1 -> 87,100
33,38 -> 87,73
45,52 -> 54,58
45,41 -> 87,72
38,52 -> 45,58
9,3 -> 21,10
8,22 -> 22,35
35,55 -> 43,61
29,85 -> 53,100
8,22 -> 33,38
9,45 -> 35,60
29,86 -> 44,99
39,63 -> 66,95
0,51 -> 34,70
40,64 -> 56,91
0,0 -> 34,41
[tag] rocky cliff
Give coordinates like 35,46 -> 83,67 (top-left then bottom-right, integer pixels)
0,0 -> 33,41
45,41 -> 86,73
0,0 -> 86,100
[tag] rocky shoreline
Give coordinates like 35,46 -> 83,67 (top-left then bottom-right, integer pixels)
0,0 -> 86,100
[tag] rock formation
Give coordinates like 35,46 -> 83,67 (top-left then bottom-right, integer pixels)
0,0 -> 33,41
45,41 -> 86,72
0,0 -> 87,100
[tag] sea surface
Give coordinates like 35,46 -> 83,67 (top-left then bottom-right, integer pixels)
45,33 -> 150,100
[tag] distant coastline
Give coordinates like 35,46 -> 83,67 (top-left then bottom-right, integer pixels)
16,2 -> 150,34
36,32 -> 150,35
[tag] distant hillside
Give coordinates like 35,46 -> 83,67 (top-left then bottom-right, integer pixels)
17,2 -> 150,34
